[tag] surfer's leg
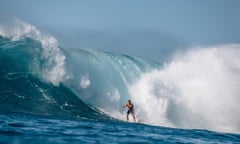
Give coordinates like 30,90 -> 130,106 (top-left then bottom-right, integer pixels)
126,110 -> 130,121
132,113 -> 136,122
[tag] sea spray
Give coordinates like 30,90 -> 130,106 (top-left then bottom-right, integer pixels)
0,18 -> 67,85
130,46 -> 240,133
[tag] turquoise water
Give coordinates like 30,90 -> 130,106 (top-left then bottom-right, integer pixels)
1,21 -> 240,143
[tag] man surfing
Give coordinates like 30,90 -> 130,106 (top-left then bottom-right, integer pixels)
122,100 -> 136,122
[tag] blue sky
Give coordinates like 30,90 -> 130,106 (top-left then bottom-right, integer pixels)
1,0 -> 240,61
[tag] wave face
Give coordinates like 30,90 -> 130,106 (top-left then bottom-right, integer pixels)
0,22 -> 109,120
1,19 -> 240,133
0,19 -> 155,120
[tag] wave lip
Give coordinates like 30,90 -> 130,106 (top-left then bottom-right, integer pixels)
0,18 -> 67,86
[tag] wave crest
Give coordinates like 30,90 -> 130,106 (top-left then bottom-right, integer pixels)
0,18 -> 67,85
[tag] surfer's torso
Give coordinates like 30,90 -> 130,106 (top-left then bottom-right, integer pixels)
127,103 -> 134,113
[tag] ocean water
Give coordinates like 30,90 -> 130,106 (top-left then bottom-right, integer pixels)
0,19 -> 240,143
1,113 -> 240,144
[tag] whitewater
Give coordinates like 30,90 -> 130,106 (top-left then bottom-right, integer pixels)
0,19 -> 240,143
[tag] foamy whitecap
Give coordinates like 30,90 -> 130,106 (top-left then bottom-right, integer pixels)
0,18 -> 67,85
130,45 -> 240,133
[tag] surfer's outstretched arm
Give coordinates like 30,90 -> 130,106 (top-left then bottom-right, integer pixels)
121,104 -> 127,113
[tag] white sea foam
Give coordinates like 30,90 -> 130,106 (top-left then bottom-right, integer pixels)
0,18 -> 67,85
80,75 -> 91,88
130,45 -> 240,133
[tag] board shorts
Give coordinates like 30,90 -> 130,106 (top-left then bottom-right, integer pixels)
127,110 -> 134,115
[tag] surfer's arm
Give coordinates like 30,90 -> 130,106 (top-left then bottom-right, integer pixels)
121,104 -> 127,112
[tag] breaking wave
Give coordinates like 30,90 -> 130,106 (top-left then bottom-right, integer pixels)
1,19 -> 240,133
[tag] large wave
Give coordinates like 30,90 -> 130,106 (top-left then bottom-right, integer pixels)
0,20 -> 108,120
0,19 -> 240,133
0,19 -> 156,120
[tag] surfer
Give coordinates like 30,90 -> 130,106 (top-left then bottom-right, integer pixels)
122,100 -> 136,122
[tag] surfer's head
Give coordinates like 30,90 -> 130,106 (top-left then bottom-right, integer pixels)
128,100 -> 131,103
